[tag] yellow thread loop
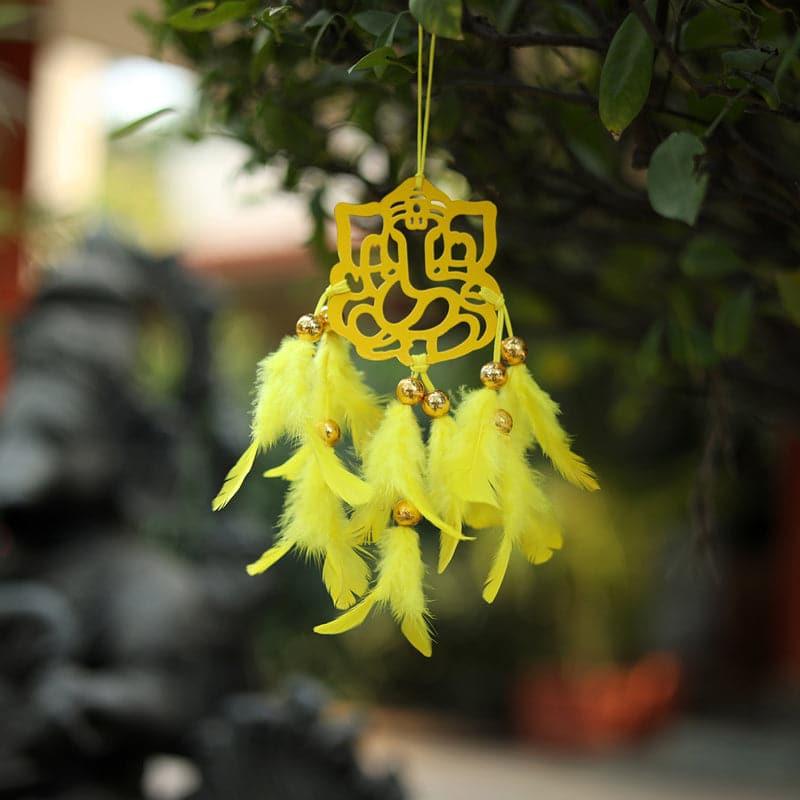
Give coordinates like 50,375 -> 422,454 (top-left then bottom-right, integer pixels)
410,353 -> 436,393
480,288 -> 515,362
314,279 -> 350,315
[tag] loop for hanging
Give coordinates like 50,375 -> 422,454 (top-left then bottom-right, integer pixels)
314,279 -> 350,315
410,353 -> 436,393
415,25 -> 437,188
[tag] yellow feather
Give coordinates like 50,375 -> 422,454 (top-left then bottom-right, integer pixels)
349,501 -> 392,546
212,337 -> 316,510
314,594 -> 377,635
252,336 -> 316,445
450,388 -> 504,508
251,444 -> 369,608
500,366 -> 599,492
263,448 -> 310,480
463,503 -> 502,529
482,534 -> 512,604
212,441 -> 259,511
247,542 -> 292,575
308,433 -> 373,506
315,526 -> 433,656
313,333 -> 383,453
374,526 -> 432,657
427,416 -> 465,573
482,438 -> 563,603
355,402 -> 468,543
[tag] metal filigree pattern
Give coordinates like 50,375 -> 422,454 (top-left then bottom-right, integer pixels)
327,177 -> 500,366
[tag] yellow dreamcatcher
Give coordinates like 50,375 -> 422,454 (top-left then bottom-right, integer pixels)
213,26 -> 598,656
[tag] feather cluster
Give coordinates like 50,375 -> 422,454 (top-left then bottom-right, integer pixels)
315,525 -> 432,657
214,331 -> 380,609
213,323 -> 598,656
316,401 -> 464,654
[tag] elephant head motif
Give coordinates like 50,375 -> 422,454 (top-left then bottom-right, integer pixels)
327,178 -> 501,366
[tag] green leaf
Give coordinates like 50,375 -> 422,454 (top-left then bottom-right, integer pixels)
353,11 -> 395,36
776,32 -> 800,86
409,0 -> 462,40
776,271 -> 800,325
376,12 -> 409,49
109,107 -> 177,140
168,1 -> 255,31
647,132 -> 708,225
598,0 -> 657,138
713,289 -> 753,356
306,10 -> 340,59
303,9 -> 332,29
552,3 -> 599,37
349,46 -> 396,75
722,48 -> 773,73
680,6 -> 740,51
680,236 -> 744,279
748,74 -> 780,110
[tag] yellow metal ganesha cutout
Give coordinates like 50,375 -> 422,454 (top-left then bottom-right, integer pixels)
327,177 -> 501,366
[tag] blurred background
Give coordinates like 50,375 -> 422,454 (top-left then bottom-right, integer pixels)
1,1 -> 800,799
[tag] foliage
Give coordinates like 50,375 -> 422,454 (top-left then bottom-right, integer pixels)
137,0 -> 800,410
137,0 -> 800,692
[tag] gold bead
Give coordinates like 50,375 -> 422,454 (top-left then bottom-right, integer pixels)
421,389 -> 450,418
318,305 -> 330,328
393,499 -> 422,527
480,361 -> 508,389
494,409 -> 513,434
396,377 -> 425,405
296,313 -> 324,342
501,336 -> 528,366
317,419 -> 341,446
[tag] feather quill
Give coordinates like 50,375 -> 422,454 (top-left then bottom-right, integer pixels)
427,415 -> 465,573
450,388 -> 504,508
500,366 -> 599,492
315,525 -> 432,656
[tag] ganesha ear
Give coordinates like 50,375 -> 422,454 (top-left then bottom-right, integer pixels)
452,201 -> 498,270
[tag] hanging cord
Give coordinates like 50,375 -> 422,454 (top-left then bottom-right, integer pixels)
410,353 -> 436,393
314,279 -> 350,315
479,287 -> 514,362
415,25 -> 437,188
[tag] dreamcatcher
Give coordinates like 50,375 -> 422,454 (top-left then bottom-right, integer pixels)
213,26 -> 598,656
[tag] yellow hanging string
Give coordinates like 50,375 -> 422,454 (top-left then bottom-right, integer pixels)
479,287 -> 514,362
415,25 -> 437,187
410,352 -> 436,393
314,279 -> 350,315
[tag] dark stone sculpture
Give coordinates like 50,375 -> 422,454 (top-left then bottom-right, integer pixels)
0,234 -> 403,800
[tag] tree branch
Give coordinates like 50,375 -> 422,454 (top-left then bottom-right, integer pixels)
627,0 -> 800,121
463,8 -> 607,52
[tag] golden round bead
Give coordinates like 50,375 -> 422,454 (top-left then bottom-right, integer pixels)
494,409 -> 513,435
421,389 -> 450,418
501,336 -> 528,366
318,305 -> 330,328
480,361 -> 508,389
296,313 -> 324,342
393,499 -> 422,527
317,419 -> 341,446
396,377 -> 425,405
